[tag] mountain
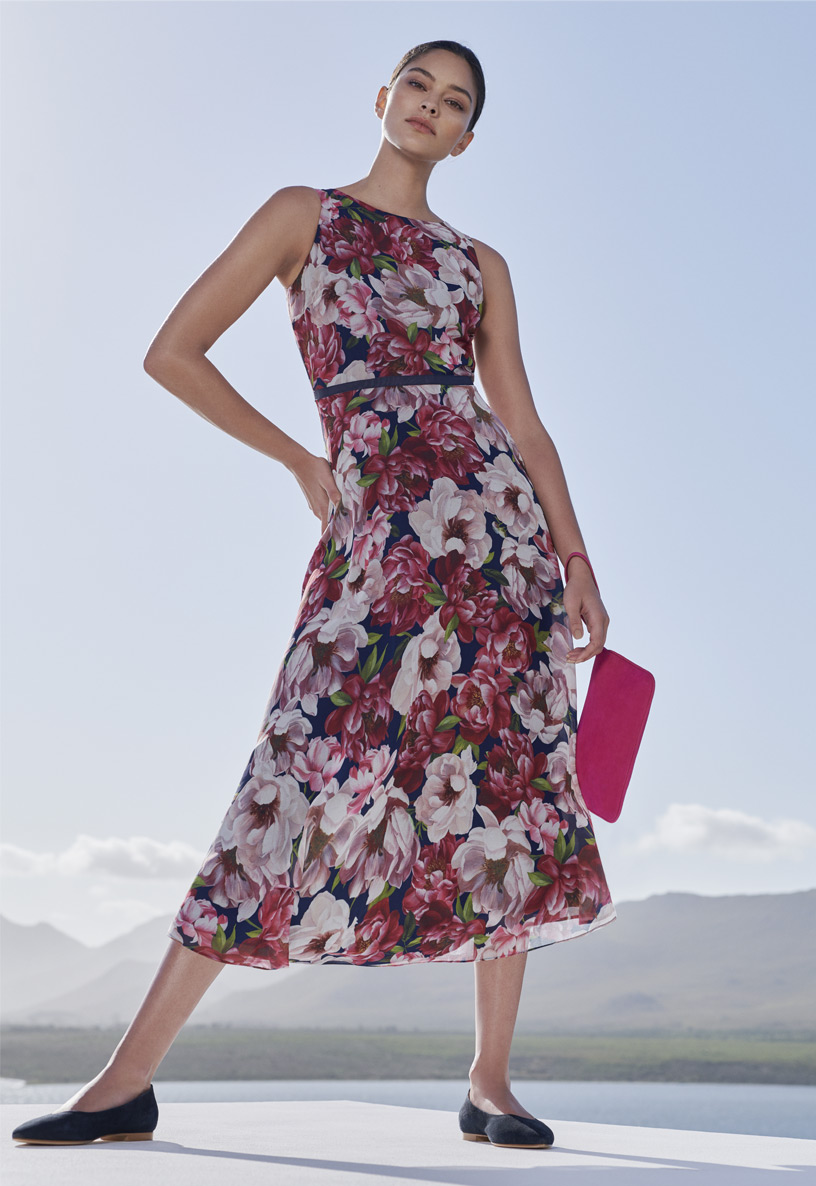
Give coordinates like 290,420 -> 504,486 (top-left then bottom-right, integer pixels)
2,890 -> 814,1033
0,914 -> 276,1024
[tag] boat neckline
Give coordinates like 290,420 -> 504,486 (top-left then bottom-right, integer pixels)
327,187 -> 452,230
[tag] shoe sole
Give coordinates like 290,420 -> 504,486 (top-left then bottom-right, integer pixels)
13,1132 -> 154,1145
461,1132 -> 553,1149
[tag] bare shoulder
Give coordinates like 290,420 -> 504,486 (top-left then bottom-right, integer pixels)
467,235 -> 510,276
249,185 -> 322,289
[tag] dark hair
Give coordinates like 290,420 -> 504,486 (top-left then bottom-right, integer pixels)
387,40 -> 485,134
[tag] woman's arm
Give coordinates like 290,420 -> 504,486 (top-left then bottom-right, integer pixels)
470,236 -> 608,663
143,185 -> 341,530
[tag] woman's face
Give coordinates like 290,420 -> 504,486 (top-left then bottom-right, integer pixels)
377,49 -> 476,161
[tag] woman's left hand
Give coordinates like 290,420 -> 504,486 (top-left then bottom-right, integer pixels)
563,570 -> 610,663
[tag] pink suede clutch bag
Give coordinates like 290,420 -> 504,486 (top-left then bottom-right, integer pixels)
574,647 -> 655,823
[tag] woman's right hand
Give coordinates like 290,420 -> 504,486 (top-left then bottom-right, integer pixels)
290,451 -> 342,533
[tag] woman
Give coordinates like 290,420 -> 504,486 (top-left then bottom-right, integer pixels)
12,38 -> 615,1152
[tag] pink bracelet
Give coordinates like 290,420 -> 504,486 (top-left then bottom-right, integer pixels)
564,551 -> 600,595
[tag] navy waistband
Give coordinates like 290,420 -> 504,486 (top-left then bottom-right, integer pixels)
313,371 -> 475,399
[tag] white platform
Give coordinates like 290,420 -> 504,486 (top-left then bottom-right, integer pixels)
3,1099 -> 816,1184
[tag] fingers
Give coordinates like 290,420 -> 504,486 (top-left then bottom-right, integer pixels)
566,602 -> 610,663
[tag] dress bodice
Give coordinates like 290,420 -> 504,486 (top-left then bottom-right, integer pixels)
286,188 -> 484,397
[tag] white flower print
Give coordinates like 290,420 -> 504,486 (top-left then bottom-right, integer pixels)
477,453 -> 546,541
451,805 -> 535,926
288,891 -> 357,961
390,609 -> 462,715
435,244 -> 483,311
408,476 -> 490,567
499,536 -> 559,618
371,263 -> 457,329
332,781 -> 420,904
415,748 -> 479,841
510,666 -> 569,746
333,276 -> 381,338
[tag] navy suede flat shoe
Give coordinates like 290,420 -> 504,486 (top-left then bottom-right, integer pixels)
11,1085 -> 158,1145
458,1088 -> 555,1149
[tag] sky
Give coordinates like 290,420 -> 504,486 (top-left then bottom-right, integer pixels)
2,0 -> 814,947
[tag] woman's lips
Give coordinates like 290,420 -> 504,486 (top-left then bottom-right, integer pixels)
406,118 -> 434,135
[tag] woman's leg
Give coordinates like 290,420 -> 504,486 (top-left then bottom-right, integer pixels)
58,939 -> 225,1113
468,949 -> 539,1120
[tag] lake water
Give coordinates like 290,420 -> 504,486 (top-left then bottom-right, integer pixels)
2,1079 -> 814,1140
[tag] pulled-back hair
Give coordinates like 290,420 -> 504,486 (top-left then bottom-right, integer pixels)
387,41 -> 486,133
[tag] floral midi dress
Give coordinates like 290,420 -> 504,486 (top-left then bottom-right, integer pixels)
167,186 -> 617,970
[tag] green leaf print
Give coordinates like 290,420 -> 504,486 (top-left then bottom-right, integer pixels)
443,612 -> 459,641
554,829 -> 567,864
346,393 -> 371,410
422,352 -> 447,371
369,882 -> 396,908
453,735 -> 479,761
359,646 -> 380,682
483,567 -> 510,586
424,583 -> 448,606
329,689 -> 353,707
367,631 -> 383,645
350,257 -> 362,279
191,876 -> 208,889
436,714 -> 461,731
528,870 -> 554,887
402,912 -> 417,943
378,426 -> 392,457
406,322 -> 419,343
531,777 -> 554,793
357,472 -> 379,487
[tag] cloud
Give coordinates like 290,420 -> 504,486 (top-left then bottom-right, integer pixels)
632,803 -> 816,862
1,834 -> 204,879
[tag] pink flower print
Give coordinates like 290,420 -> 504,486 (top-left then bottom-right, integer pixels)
324,669 -> 394,764
370,262 -> 455,330
435,245 -> 483,311
403,834 -> 462,920
223,766 -> 309,885
350,504 -> 392,570
290,735 -> 345,794
365,318 -> 435,375
288,891 -> 357,961
477,453 -> 546,541
415,900 -> 485,959
499,536 -> 559,618
390,609 -> 462,716
342,409 -> 385,456
394,689 -> 458,794
451,805 -> 535,927
415,747 -> 479,841
334,276 -> 382,338
346,898 -> 404,964
478,726 -> 551,821
414,402 -> 485,484
510,665 -> 570,746
516,796 -> 564,855
199,841 -> 266,922
332,782 -> 420,904
292,785 -> 355,896
260,703 -> 314,775
371,537 -> 435,634
450,660 -> 513,745
176,895 -> 229,947
296,312 -> 345,386
474,605 -> 536,674
408,476 -> 490,567
282,609 -> 369,716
